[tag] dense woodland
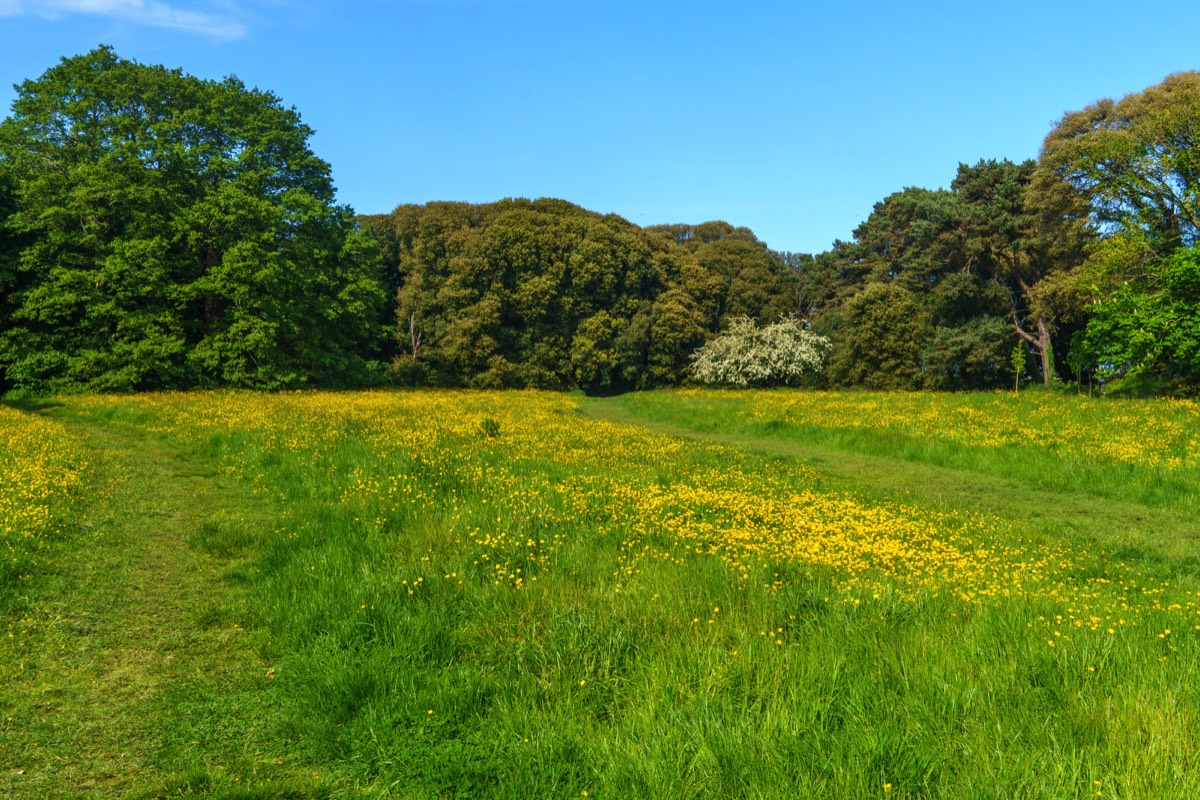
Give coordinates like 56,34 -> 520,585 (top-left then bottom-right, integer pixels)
2,47 -> 1199,395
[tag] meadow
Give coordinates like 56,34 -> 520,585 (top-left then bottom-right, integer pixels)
2,388 -> 1200,798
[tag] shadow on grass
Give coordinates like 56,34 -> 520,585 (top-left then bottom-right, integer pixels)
1,394 -> 64,413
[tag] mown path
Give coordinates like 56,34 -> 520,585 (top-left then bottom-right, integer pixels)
0,408 -> 322,798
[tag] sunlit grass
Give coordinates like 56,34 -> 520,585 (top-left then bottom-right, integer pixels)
614,387 -> 1200,506
6,388 -> 1200,797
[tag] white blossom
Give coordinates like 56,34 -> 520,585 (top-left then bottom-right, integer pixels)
690,316 -> 830,387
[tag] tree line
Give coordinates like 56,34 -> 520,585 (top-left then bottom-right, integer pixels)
359,203 -> 796,391
2,47 -> 1198,395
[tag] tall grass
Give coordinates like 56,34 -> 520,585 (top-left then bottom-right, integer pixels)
611,388 -> 1200,508
39,389 -> 1200,797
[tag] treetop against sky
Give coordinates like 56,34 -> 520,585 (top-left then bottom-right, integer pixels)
1,0 -> 1199,254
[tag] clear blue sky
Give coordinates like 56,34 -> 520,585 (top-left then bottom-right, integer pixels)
2,1 -> 1199,254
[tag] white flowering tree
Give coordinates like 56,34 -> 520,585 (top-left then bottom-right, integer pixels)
690,316 -> 830,387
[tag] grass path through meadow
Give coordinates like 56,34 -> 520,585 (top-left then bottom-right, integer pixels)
582,394 -> 1200,573
1,406 -> 325,798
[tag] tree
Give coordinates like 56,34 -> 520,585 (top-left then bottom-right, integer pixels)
381,199 -> 662,389
0,178 -> 18,393
1035,73 -> 1200,390
1077,244 -> 1200,393
948,159 -> 1093,386
690,316 -> 829,387
816,179 -> 1017,390
0,46 -> 383,391
647,222 -> 795,323
374,200 -> 794,390
1038,72 -> 1200,252
826,282 -> 933,390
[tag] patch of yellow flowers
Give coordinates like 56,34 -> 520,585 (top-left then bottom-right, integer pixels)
65,390 -> 1196,634
705,389 -> 1200,469
0,406 -> 91,570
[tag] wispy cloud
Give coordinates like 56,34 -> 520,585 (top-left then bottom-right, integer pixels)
0,0 -> 248,39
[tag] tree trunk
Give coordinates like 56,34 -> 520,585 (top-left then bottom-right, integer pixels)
1012,312 -> 1055,386
1036,314 -> 1053,385
409,313 -> 422,361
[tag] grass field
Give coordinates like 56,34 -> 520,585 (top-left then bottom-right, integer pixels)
3,388 -> 1200,798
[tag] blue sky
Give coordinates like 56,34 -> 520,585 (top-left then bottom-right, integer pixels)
2,1 -> 1199,254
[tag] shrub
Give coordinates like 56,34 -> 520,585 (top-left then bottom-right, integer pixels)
690,316 -> 830,387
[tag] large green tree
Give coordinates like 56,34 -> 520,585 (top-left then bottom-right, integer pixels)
952,159 -> 1068,386
378,199 -> 661,390
814,179 -> 1017,390
1037,73 -> 1200,391
1080,244 -> 1200,390
0,177 -> 19,393
1039,71 -> 1200,252
0,46 -> 383,391
825,282 -> 933,390
648,222 -> 796,323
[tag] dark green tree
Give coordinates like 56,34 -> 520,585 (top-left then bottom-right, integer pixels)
826,282 -> 933,390
0,46 -> 383,391
0,176 -> 16,309
953,159 -> 1091,386
0,177 -> 19,393
648,222 -> 795,323
380,199 -> 662,390
371,200 -> 794,391
817,179 -> 1015,390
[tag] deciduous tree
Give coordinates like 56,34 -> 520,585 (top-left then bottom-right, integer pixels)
0,46 -> 383,391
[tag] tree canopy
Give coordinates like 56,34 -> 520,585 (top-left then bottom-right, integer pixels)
1039,72 -> 1200,252
1040,72 -> 1200,393
362,200 -> 796,391
0,46 -> 383,392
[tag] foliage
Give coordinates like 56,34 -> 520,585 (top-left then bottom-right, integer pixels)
0,180 -> 18,394
4,51 -> 1198,396
809,161 -> 1088,390
1080,244 -> 1200,393
1038,71 -> 1200,252
689,315 -> 829,387
825,282 -> 933,390
0,46 -> 384,391
364,200 -> 796,391
922,314 -> 1011,391
1035,73 -> 1200,390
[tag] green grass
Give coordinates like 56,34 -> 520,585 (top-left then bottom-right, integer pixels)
3,388 -> 1200,797
598,388 -> 1200,507
0,403 -> 333,798
584,391 -> 1200,571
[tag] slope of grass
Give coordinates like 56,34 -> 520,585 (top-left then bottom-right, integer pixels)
5,388 -> 1200,797
583,392 -> 1200,573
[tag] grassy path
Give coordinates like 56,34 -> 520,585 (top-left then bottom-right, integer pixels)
582,395 -> 1200,577
0,408 -> 324,798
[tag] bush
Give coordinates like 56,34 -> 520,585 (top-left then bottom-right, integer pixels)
690,316 -> 830,387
